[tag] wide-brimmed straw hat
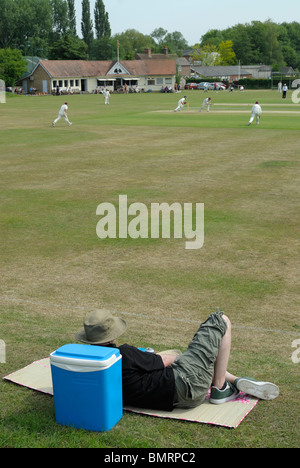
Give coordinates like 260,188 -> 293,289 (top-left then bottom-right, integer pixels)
75,309 -> 127,344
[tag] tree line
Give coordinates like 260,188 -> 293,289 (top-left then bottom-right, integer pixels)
1,1 -> 300,87
0,0 -> 188,61
1,0 -> 300,68
199,20 -> 300,70
0,0 -> 111,59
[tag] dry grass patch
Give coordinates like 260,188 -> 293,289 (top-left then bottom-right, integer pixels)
0,92 -> 299,447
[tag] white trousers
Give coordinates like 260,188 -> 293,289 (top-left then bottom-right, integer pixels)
174,103 -> 184,111
249,112 -> 260,125
54,113 -> 71,125
200,103 -> 210,112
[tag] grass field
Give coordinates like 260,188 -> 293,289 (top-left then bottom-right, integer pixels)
0,89 -> 299,448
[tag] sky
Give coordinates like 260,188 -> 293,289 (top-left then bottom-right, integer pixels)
75,0 -> 300,46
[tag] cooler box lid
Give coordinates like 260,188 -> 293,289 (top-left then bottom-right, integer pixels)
50,344 -> 121,371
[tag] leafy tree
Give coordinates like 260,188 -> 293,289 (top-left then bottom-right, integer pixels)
90,38 -> 113,60
192,43 -> 219,65
283,22 -> 300,52
67,0 -> 77,35
94,0 -> 111,39
263,20 -> 284,66
163,31 -> 188,55
0,48 -> 27,86
0,0 -> 17,48
50,0 -> 69,38
217,40 -> 236,65
1,1 -> 300,69
25,0 -> 53,47
281,44 -> 300,69
279,22 -> 300,68
81,0 -> 93,53
150,28 -> 188,54
241,22 -> 266,63
113,29 -> 156,60
201,20 -> 289,67
200,29 -> 224,47
224,23 -> 257,64
151,27 -> 168,45
49,34 -> 88,59
0,0 -> 53,51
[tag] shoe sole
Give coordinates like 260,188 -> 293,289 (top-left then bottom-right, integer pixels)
237,379 -> 279,400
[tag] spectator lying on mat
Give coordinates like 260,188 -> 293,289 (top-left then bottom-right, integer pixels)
75,309 -> 279,411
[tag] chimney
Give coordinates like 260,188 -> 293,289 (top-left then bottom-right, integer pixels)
163,46 -> 169,56
144,48 -> 151,57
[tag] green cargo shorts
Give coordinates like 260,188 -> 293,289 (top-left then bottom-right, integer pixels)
171,310 -> 227,408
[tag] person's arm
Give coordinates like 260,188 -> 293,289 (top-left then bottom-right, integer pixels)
160,354 -> 178,367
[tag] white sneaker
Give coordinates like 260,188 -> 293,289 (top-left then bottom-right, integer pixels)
234,378 -> 279,400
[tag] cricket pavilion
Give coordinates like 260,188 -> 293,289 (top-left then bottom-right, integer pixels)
22,58 -> 177,94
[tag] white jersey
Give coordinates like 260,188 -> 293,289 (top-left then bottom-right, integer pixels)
103,89 -> 110,104
252,104 -> 262,115
178,97 -> 186,105
59,104 -> 68,115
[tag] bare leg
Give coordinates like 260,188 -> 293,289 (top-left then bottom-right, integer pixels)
211,313 -> 279,400
212,314 -> 238,389
225,371 -> 238,385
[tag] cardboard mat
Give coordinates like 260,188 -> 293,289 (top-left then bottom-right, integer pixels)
3,358 -> 258,429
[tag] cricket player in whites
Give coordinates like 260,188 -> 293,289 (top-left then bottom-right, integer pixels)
174,96 -> 187,112
200,97 -> 212,112
103,88 -> 110,105
52,102 -> 72,127
248,101 -> 262,126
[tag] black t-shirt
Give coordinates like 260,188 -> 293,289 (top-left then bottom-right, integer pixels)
118,344 -> 175,411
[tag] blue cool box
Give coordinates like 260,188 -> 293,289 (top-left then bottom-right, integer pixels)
50,344 -> 123,432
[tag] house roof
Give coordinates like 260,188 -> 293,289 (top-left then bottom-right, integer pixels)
38,60 -> 112,77
20,56 -> 45,79
280,66 -> 295,75
176,57 -> 190,66
121,59 -> 176,76
182,48 -> 195,56
192,65 -> 252,77
37,59 -> 176,78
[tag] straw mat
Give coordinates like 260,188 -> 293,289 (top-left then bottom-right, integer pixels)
3,357 -> 258,429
